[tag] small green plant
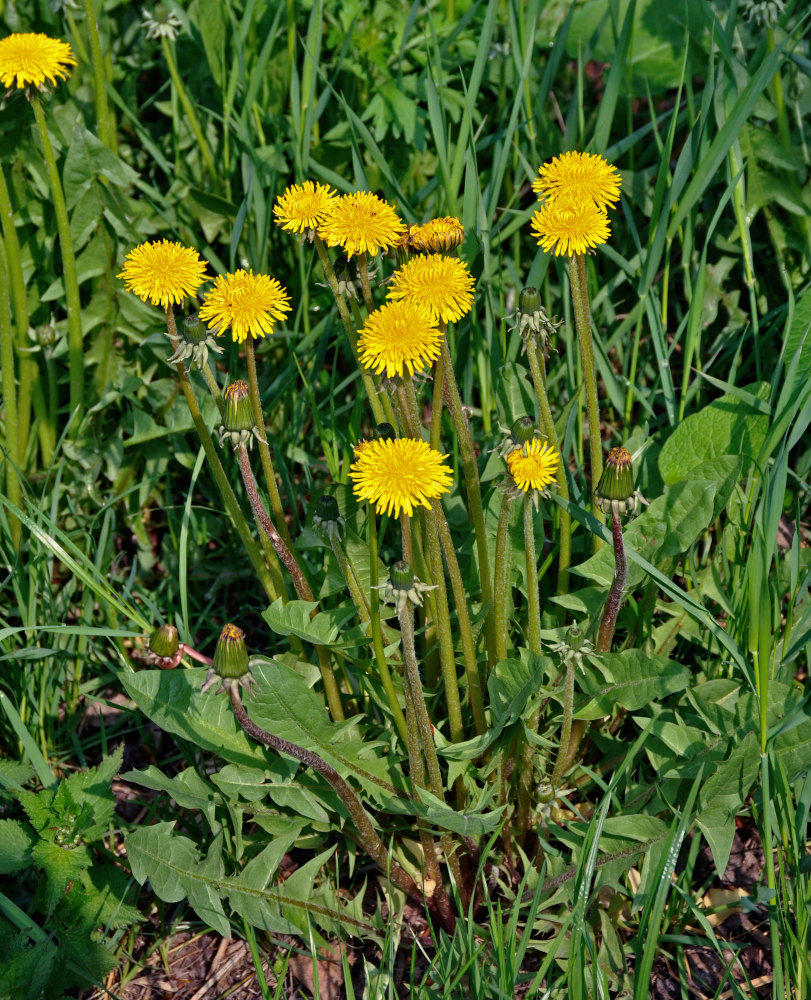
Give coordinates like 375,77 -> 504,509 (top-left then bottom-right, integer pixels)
0,745 -> 141,999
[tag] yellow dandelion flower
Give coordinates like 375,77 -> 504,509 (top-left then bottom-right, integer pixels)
199,269 -> 292,344
357,300 -> 443,378
387,254 -> 475,325
531,151 -> 621,211
273,180 -> 337,236
530,198 -> 610,257
117,240 -> 209,309
317,191 -> 406,258
506,439 -> 559,493
409,217 -> 465,253
0,32 -> 76,91
349,438 -> 454,518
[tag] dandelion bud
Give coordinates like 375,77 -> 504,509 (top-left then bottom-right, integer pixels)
334,254 -> 361,300
149,623 -> 179,658
511,416 -> 536,445
374,559 -> 437,611
375,422 -> 397,441
409,217 -> 465,254
516,286 -> 562,352
166,311 -> 223,369
213,623 -> 249,679
219,380 -> 259,450
594,446 -> 637,517
311,493 -> 345,542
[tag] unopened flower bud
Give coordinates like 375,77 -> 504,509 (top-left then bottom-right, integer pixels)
312,493 -> 346,541
149,623 -> 179,658
219,380 -> 260,450
594,446 -> 637,517
376,422 -> 396,441
515,286 -> 562,354
213,623 -> 249,679
374,559 -> 437,611
167,312 -> 223,368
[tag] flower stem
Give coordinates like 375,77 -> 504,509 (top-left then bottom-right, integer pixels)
429,348 -> 446,452
596,511 -> 627,652
330,535 -> 371,624
201,361 -> 225,419
422,510 -> 465,745
523,499 -> 542,657
0,166 -> 33,470
526,342 -> 570,596
313,237 -> 387,425
399,600 -> 463,911
430,501 -> 486,736
236,443 -> 345,721
549,657 -> 576,789
439,336 -> 496,668
165,311 -> 279,605
31,93 -> 84,422
227,685 -> 450,924
569,253 -> 603,540
493,493 -> 512,663
0,234 -> 21,547
80,0 -> 114,148
244,336 -> 295,554
367,513 -> 409,745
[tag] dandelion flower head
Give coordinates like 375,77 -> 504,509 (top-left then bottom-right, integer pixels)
0,32 -> 76,91
506,439 -> 559,493
317,191 -> 406,258
357,300 -> 443,378
387,253 -> 475,325
274,180 -> 337,236
532,151 -> 621,212
117,240 -> 209,309
349,438 -> 454,518
199,269 -> 292,343
409,217 -> 465,254
530,198 -> 610,257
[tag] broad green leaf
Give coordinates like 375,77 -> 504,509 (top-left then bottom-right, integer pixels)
566,0 -> 710,92
222,834 -> 310,934
31,841 -> 92,916
246,659 -> 409,805
488,652 -> 549,733
575,460 -> 741,589
126,823 -> 231,937
414,787 -> 503,836
121,663 -> 409,808
773,717 -> 811,784
123,765 -> 221,828
120,668 -> 269,770
262,598 -> 356,645
0,820 -> 36,874
209,763 -> 271,803
696,732 -> 760,874
62,125 -> 137,209
579,651 -> 690,714
783,286 -> 811,380
658,383 -> 769,484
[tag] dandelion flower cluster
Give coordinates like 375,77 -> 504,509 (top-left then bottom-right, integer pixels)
118,240 -> 209,308
0,32 -> 76,91
387,254 -> 474,325
274,180 -> 337,236
317,191 -> 405,258
349,438 -> 453,518
357,300 -> 443,378
506,439 -> 559,494
529,150 -> 620,257
199,269 -> 291,343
